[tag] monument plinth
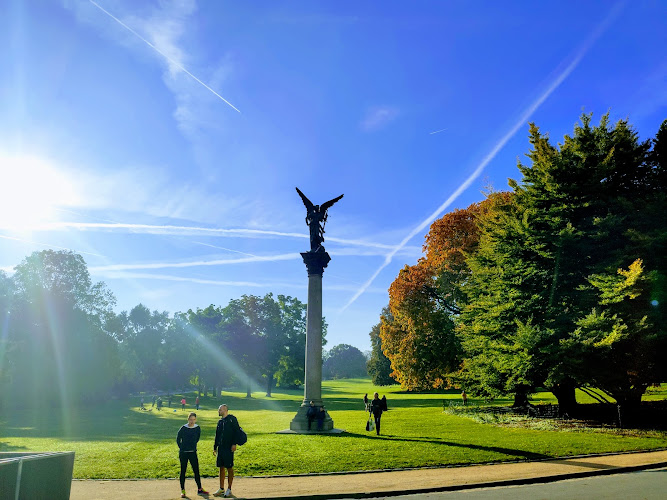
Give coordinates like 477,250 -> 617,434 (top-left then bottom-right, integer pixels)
282,188 -> 344,434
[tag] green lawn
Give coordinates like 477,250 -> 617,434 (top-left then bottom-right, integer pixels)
1,379 -> 665,479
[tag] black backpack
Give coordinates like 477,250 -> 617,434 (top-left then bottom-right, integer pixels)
237,426 -> 248,445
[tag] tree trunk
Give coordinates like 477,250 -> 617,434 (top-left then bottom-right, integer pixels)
551,378 -> 577,417
512,388 -> 530,408
246,377 -> 252,398
266,373 -> 274,397
614,386 -> 646,428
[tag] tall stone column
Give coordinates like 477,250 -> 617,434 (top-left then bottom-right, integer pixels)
286,248 -> 337,432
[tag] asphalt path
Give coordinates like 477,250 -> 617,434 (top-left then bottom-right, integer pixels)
350,467 -> 667,500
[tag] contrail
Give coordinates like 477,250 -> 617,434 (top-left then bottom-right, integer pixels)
340,1 -> 625,312
89,0 -> 240,113
429,128 -> 448,135
92,271 -> 387,293
14,221 -> 405,250
0,234 -> 104,258
89,252 -> 301,272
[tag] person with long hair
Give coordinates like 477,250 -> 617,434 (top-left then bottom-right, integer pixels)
176,412 -> 208,498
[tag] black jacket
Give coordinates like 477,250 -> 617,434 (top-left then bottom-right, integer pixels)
214,414 -> 240,450
176,424 -> 201,453
370,398 -> 383,417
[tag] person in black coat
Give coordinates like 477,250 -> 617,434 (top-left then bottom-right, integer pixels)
370,392 -> 384,435
176,412 -> 208,497
213,404 -> 241,498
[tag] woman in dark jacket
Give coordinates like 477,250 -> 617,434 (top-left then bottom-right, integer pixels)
176,412 -> 208,498
370,392 -> 384,435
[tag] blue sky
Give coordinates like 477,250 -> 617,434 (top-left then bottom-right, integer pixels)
1,0 -> 665,352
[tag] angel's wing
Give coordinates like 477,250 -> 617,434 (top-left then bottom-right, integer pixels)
295,187 -> 314,212
320,194 -> 344,212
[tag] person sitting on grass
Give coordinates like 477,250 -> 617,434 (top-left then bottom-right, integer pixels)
176,412 -> 208,498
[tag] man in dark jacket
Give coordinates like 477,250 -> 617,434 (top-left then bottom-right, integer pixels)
370,392 -> 384,435
213,404 -> 240,497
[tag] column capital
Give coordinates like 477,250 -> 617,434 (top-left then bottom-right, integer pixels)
301,248 -> 331,276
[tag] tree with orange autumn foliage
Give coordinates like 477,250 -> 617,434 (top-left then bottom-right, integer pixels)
380,197 -> 507,390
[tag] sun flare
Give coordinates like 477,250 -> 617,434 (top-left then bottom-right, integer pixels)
0,154 -> 79,230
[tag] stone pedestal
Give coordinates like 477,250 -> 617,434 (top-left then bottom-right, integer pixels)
284,248 -> 342,433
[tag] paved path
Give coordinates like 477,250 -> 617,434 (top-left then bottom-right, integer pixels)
362,467 -> 667,499
70,449 -> 667,500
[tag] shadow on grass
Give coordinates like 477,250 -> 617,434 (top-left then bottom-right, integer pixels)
0,441 -> 29,452
318,431 -> 550,461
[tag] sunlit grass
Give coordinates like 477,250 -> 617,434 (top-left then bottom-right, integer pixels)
1,379 -> 665,479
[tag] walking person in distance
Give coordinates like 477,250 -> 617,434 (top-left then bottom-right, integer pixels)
370,392 -> 384,436
213,404 -> 241,497
176,412 -> 208,498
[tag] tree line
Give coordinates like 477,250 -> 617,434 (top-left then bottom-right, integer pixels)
0,250 -> 330,407
374,113 -> 667,422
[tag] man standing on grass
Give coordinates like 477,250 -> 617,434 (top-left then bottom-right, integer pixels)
213,404 -> 241,497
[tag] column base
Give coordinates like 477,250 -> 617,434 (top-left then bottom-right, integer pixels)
277,401 -> 344,434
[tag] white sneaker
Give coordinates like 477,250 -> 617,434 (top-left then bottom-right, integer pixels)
213,488 -> 225,497
224,488 -> 232,497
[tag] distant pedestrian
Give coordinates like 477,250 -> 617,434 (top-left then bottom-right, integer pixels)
140,397 -> 145,410
152,395 -> 156,408
195,395 -> 200,410
168,395 -> 173,408
181,398 -> 187,410
213,404 -> 242,498
176,412 -> 208,498
381,395 -> 388,411
157,397 -> 163,411
306,401 -> 318,431
363,393 -> 369,411
370,392 -> 384,436
461,390 -> 468,406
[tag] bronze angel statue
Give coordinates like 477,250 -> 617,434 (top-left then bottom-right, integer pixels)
296,188 -> 344,251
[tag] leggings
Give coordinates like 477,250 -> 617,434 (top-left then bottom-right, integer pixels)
179,452 -> 202,489
374,414 -> 381,434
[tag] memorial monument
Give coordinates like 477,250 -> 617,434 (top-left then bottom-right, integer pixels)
286,188 -> 344,433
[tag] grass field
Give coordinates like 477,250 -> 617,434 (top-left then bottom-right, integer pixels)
1,379 -> 665,479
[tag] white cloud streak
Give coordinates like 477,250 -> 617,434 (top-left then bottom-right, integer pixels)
429,128 -> 448,135
9,221 -> 406,251
0,234 -> 104,258
340,2 -> 625,312
89,0 -> 240,113
90,253 -> 301,272
93,271 -> 387,293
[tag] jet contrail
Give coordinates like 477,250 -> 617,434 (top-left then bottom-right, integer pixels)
89,252 -> 301,272
340,1 -> 625,312
12,221 -> 405,250
429,128 -> 448,135
89,0 -> 240,113
0,234 -> 105,258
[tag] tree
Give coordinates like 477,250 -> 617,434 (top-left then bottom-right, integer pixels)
323,344 -> 367,379
366,308 -> 397,386
460,114 -> 667,415
381,201 -> 489,390
7,250 -> 119,406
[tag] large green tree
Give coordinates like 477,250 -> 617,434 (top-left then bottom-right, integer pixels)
366,307 -> 397,386
460,114 -> 667,416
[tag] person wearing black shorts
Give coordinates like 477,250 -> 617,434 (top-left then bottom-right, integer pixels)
213,404 -> 241,497
176,412 -> 208,498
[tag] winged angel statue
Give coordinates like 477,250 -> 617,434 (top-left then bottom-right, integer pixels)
296,188 -> 344,252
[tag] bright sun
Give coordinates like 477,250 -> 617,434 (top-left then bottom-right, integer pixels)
0,154 -> 79,230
